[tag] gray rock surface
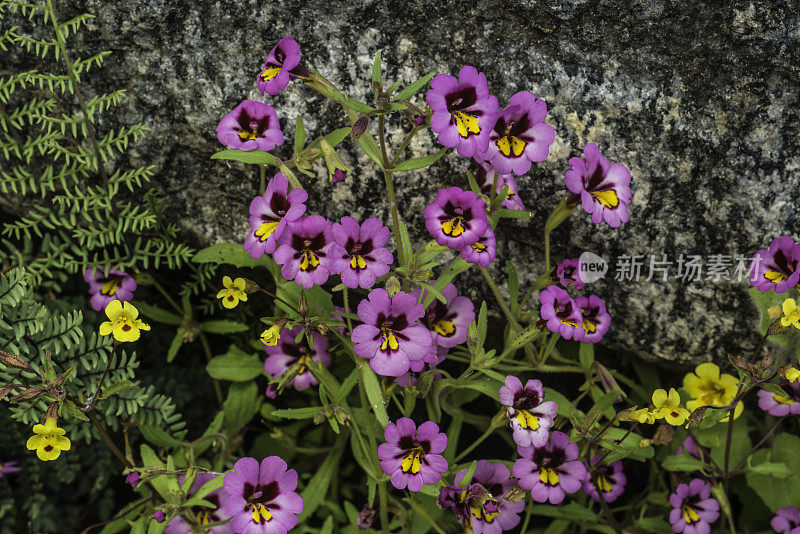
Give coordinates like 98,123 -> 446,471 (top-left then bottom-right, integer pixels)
57,0 -> 800,363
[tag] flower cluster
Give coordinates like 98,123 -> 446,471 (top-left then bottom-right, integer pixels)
538,285 -> 611,343
631,388 -> 690,426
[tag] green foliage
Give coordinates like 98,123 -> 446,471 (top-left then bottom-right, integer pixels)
0,0 -> 194,285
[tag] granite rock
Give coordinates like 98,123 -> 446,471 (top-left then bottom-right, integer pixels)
46,0 -> 800,363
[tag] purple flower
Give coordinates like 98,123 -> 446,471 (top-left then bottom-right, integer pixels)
264,384 -> 277,399
257,35 -> 301,96
243,173 -> 308,258
216,100 -> 284,151
426,66 -> 499,158
166,472 -> 232,534
452,460 -> 525,534
480,91 -> 555,176
668,478 -> 719,534
331,169 -> 347,183
758,382 -> 800,417
425,187 -> 488,250
264,326 -> 330,391
772,507 -> 800,533
125,471 -> 141,488
329,217 -> 393,289
84,268 -> 137,312
274,215 -> 333,289
416,283 -> 476,351
564,143 -> 631,228
378,418 -> 448,492
539,285 -> 584,340
222,456 -> 303,534
675,436 -> 711,464
474,158 -> 525,211
582,455 -> 626,504
576,295 -> 611,344
554,258 -> 585,290
152,510 -> 166,523
513,430 -> 587,504
751,235 -> 800,293
356,504 -> 376,530
460,226 -> 496,267
498,376 -> 558,448
0,461 -> 20,478
352,289 -> 433,377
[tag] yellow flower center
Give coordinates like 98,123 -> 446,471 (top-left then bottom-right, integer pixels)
590,189 -> 619,209
100,278 -> 119,296
539,467 -> 559,486
251,502 -> 272,524
350,254 -> 368,271
582,318 -> 597,334
497,135 -> 526,157
682,505 -> 700,524
299,249 -> 320,271
237,130 -> 258,141
765,270 -> 787,283
256,221 -> 279,242
380,327 -> 399,352
260,66 -> 281,81
433,319 -> 455,337
471,241 -> 486,252
516,410 -> 540,430
596,473 -> 612,493
452,111 -> 480,138
774,394 -> 794,405
470,505 -> 500,523
698,381 -> 728,405
401,449 -> 423,474
441,217 -> 466,237
296,353 -> 312,375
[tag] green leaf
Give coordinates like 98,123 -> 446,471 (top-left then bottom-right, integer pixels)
359,360 -> 389,427
357,135 -> 384,168
223,381 -> 260,432
495,209 -> 533,219
294,115 -> 306,157
460,375 -> 502,399
416,281 -> 446,305
372,51 -> 382,84
270,406 -> 323,420
298,447 -> 344,522
394,73 -> 435,101
140,424 -> 184,448
422,258 -> 471,308
193,242 -> 279,272
202,320 -> 249,334
63,399 -> 90,421
466,170 -> 481,196
532,503 -> 599,521
324,127 -> 352,147
344,97 -> 373,114
211,149 -> 276,166
543,387 -> 574,418
388,148 -> 448,172
307,360 -> 341,398
397,218 -> 413,268
206,350 -> 263,381
132,301 -> 183,325
457,460 -> 477,488
505,323 -> 543,352
476,301 -> 487,347
746,433 -> 800,511
661,454 -> 708,472
579,343 -> 595,368
749,460 -> 792,478
166,332 -> 184,363
139,445 -> 170,500
507,261 -> 519,312
101,379 -> 138,399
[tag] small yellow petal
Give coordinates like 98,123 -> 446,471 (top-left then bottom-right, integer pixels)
26,435 -> 43,450
56,436 -> 71,451
651,389 -> 668,407
99,321 -> 114,336
222,276 -> 233,288
122,301 -> 138,320
783,298 -> 797,316
233,278 -> 246,291
667,388 -> 681,406
695,362 -> 720,381
104,300 -> 123,320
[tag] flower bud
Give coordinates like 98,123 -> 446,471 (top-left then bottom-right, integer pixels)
316,322 -> 330,335
759,349 -> 775,371
351,116 -> 369,139
687,406 -> 708,426
241,278 -> 260,294
413,114 -> 425,127
298,291 -> 308,318
319,139 -> 350,184
385,276 -> 401,297
45,401 -> 60,420
467,322 -> 480,351
332,405 -> 349,425
357,504 -> 376,530
652,423 -> 674,445
728,354 -> 750,372
0,350 -> 32,371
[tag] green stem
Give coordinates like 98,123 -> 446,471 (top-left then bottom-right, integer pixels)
46,0 -> 107,183
342,287 -> 354,334
151,278 -> 182,315
259,165 -> 266,195
544,228 -> 551,273
454,415 -> 502,463
358,380 -> 389,533
733,416 -> 785,473
389,126 -> 422,167
480,268 -> 521,331
88,410 -> 132,468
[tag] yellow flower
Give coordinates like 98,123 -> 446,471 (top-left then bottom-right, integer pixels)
99,301 -> 150,343
652,388 -> 690,426
781,298 -> 800,330
784,366 -> 800,383
260,324 -> 282,346
217,276 -> 248,309
26,418 -> 71,461
683,362 -> 742,421
630,408 -> 659,424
